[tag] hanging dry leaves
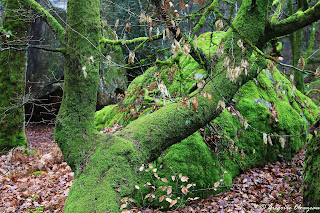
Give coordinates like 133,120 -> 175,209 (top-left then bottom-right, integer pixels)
167,187 -> 172,195
154,173 -> 159,179
140,13 -> 146,24
146,15 -> 152,27
149,27 -> 153,41
128,51 -> 135,64
179,36 -> 185,45
122,33 -> 126,45
315,67 -> 320,78
216,44 -> 224,58
158,83 -> 170,97
191,96 -> 198,112
268,136 -> 273,146
267,61 -> 275,75
237,39 -> 245,53
114,19 -> 119,30
161,178 -> 168,183
279,137 -> 285,148
298,56 -> 305,70
183,44 -> 191,56
181,176 -> 189,182
169,199 -> 178,207
120,203 -> 127,210
173,10 -> 179,17
193,35 -> 198,50
182,186 -> 188,195
215,19 -> 223,31
223,56 -> 230,70
290,74 -> 294,89
172,175 -> 175,181
217,100 -> 226,111
125,23 -> 131,33
241,149 -> 245,160
263,133 -> 268,146
82,66 -> 87,79
241,59 -> 250,75
159,195 -> 164,202
203,91 -> 212,103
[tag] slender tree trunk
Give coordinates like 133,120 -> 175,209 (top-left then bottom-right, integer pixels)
289,0 -> 306,92
0,0 -> 29,150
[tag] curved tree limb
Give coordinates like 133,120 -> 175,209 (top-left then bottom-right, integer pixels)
25,0 -> 65,42
100,33 -> 163,47
262,1 -> 320,44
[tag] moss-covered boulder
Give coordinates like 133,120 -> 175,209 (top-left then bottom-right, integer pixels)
94,31 -> 319,209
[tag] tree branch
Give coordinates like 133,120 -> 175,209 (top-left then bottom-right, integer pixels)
263,1 -> 320,44
152,0 -> 209,70
100,33 -> 163,47
25,0 -> 65,42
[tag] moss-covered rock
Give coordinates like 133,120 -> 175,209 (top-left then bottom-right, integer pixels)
94,30 -> 319,210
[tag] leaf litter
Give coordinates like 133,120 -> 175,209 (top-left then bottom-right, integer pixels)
1,124 -> 304,212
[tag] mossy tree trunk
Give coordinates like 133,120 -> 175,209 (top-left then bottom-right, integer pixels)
288,0 -> 307,93
0,0 -> 30,150
303,115 -> 320,207
54,0 -> 102,174
14,0 -> 320,211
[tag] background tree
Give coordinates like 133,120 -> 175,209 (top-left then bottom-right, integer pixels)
0,0 -> 30,150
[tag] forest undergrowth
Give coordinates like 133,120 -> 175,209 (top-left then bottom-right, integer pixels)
0,124 -> 304,213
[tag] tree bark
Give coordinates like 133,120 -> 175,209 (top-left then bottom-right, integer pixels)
0,0 -> 30,150
303,115 -> 320,207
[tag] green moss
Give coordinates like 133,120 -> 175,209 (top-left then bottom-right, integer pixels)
134,132 -> 228,209
303,128 -> 320,207
64,135 -> 141,213
31,171 -> 45,176
94,105 -> 118,131
0,0 -> 29,150
94,32 -> 225,129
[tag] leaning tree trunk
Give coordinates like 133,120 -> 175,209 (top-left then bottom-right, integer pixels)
0,0 -> 29,151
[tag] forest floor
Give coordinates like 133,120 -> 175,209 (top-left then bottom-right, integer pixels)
0,124 -> 304,213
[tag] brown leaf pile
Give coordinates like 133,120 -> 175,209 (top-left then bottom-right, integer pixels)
0,125 -> 73,213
